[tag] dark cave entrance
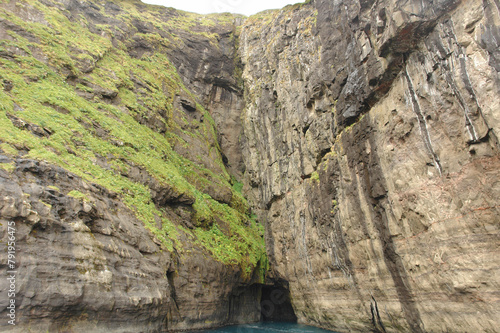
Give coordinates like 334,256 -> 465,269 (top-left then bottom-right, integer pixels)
260,283 -> 297,322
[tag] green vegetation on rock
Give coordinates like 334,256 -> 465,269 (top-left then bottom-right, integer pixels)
0,0 -> 266,278
67,190 -> 89,201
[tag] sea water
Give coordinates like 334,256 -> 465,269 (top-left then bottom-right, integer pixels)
196,322 -> 338,332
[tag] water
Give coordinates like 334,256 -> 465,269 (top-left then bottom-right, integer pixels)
196,322 -> 338,333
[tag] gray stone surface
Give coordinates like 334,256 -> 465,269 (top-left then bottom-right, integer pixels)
238,0 -> 500,331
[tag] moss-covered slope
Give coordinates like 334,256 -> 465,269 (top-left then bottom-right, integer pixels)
0,0 -> 265,277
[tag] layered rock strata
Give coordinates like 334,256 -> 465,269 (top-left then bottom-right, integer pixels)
0,0 -> 499,332
239,0 -> 500,332
0,1 -> 264,332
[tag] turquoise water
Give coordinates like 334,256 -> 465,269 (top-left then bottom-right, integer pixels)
196,322 -> 337,332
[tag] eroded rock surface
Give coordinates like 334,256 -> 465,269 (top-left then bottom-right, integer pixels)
239,0 -> 500,332
0,1 -> 264,332
0,0 -> 499,332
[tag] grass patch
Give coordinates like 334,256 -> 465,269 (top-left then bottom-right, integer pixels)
67,190 -> 89,201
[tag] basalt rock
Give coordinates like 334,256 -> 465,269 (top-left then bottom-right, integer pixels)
0,1 -> 265,332
0,0 -> 499,332
239,0 -> 500,332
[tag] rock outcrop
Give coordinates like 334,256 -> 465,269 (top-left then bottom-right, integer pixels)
239,0 -> 500,332
0,0 -> 499,332
0,1 -> 264,332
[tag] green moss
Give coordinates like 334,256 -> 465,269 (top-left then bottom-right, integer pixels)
0,161 -> 15,172
47,185 -> 60,191
331,100 -> 338,114
0,142 -> 18,156
229,177 -> 249,214
67,190 -> 89,201
344,114 -> 366,133
39,200 -> 52,209
193,201 -> 266,280
245,10 -> 277,27
311,171 -> 319,182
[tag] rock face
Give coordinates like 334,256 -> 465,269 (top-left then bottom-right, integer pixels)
0,0 -> 499,332
0,1 -> 265,332
239,0 -> 500,332
0,158 -> 263,333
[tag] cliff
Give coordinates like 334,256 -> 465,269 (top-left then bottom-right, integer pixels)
0,1 -> 265,332
0,0 -> 499,332
239,0 -> 500,332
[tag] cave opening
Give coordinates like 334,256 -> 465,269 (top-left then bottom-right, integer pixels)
260,282 -> 297,322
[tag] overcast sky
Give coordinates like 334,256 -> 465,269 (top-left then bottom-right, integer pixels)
141,0 -> 301,16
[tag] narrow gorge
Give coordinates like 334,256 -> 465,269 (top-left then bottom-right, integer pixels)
0,0 -> 499,332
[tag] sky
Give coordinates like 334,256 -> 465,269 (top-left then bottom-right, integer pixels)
141,0 -> 301,16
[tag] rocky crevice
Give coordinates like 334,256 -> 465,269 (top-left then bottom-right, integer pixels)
403,64 -> 443,175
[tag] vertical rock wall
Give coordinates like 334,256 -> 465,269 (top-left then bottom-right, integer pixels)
239,0 -> 500,331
